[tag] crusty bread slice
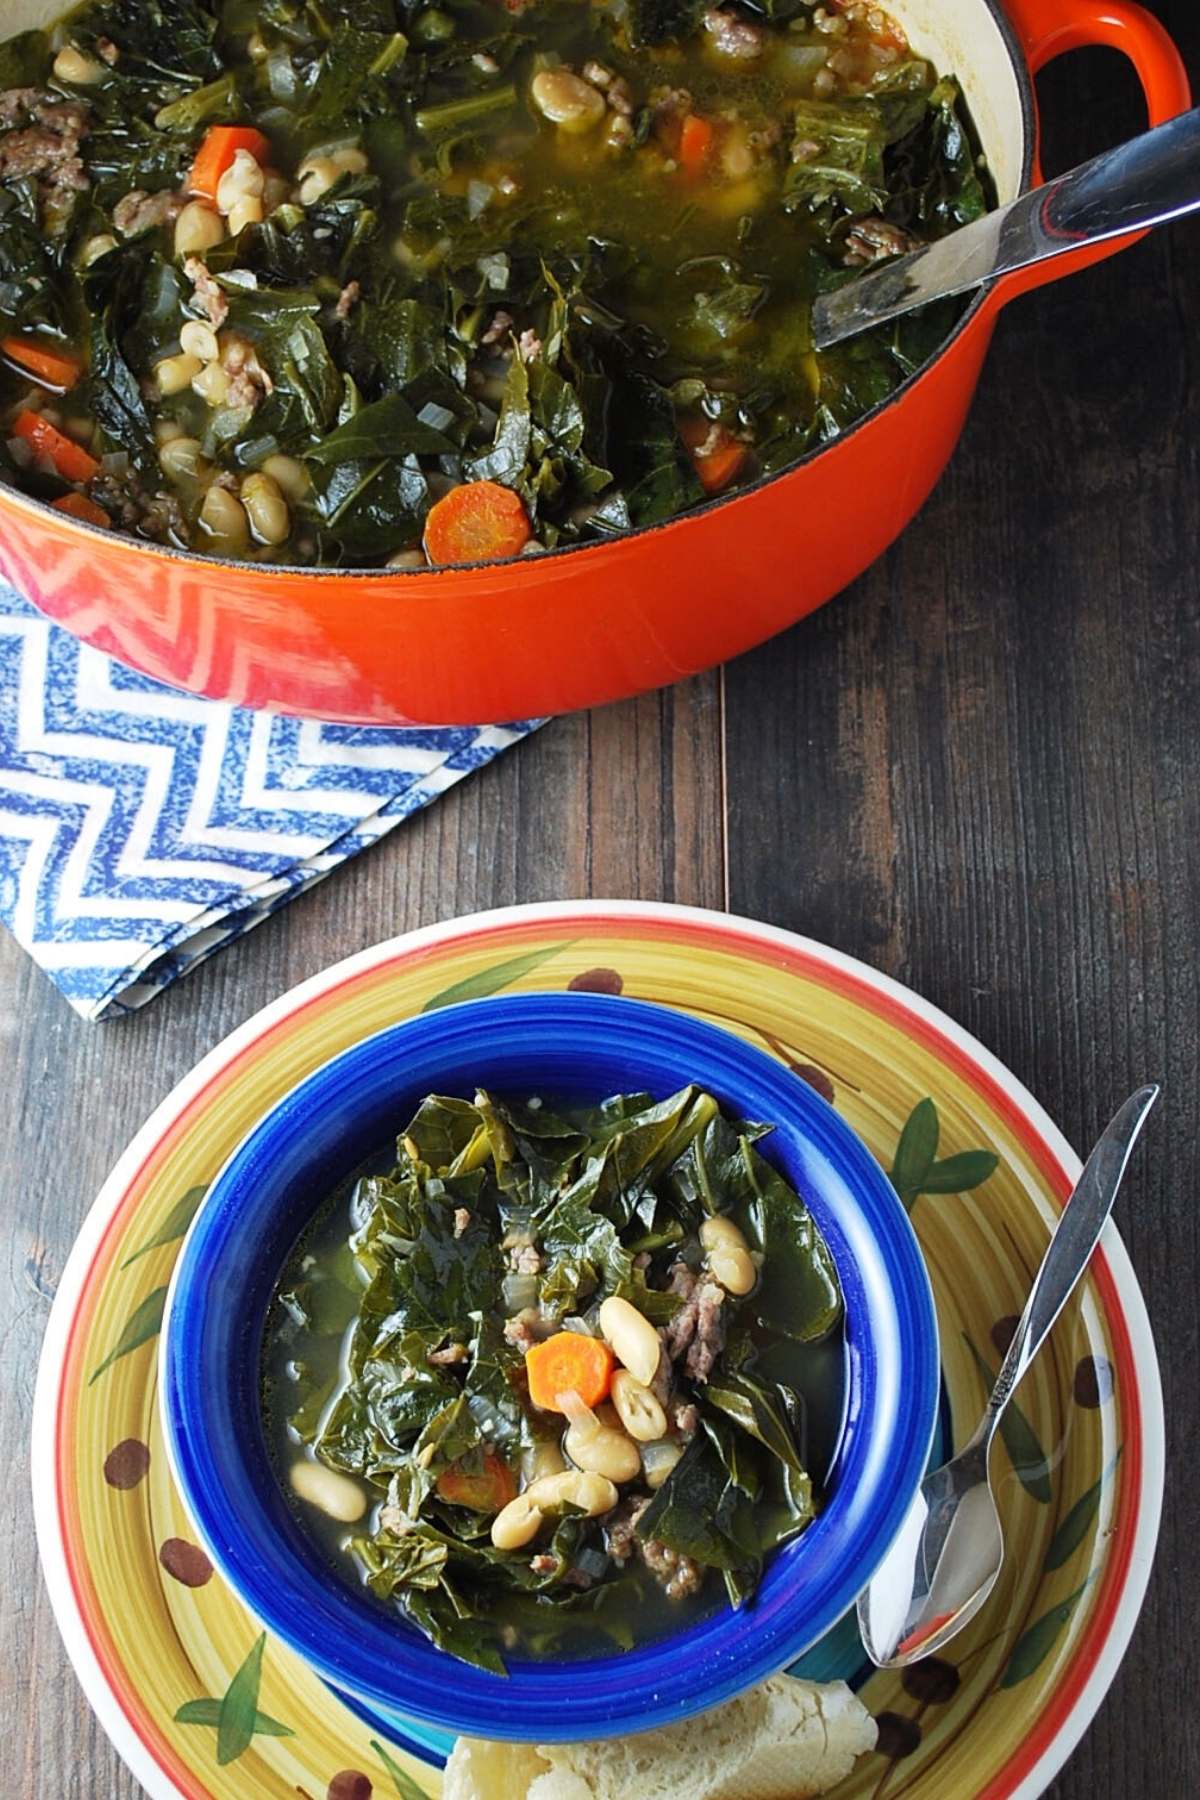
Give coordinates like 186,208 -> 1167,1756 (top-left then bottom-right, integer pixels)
443,1736 -> 549,1800
442,1676 -> 877,1800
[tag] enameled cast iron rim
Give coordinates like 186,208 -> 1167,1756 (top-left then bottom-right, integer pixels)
160,991 -> 940,1741
0,0 -> 1036,582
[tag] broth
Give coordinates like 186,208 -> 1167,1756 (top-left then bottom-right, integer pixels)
0,0 -> 991,564
260,1085 -> 848,1670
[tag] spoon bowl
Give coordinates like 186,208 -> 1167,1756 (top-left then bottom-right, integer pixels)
857,1084 -> 1159,1669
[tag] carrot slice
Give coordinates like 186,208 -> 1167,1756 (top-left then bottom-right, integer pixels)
1,335 -> 82,390
12,410 -> 100,484
423,479 -> 533,566
189,124 -> 271,201
678,113 -> 715,175
526,1332 -> 614,1413
51,491 -> 110,527
436,1449 -> 518,1513
679,415 -> 751,495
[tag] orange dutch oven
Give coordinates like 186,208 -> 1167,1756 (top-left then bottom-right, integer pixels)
0,0 -> 1189,725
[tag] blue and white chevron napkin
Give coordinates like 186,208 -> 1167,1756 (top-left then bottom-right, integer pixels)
0,584 -> 538,1020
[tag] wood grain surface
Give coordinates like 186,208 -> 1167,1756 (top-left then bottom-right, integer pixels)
1,10 -> 1197,1794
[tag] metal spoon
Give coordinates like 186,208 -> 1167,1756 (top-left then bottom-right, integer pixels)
857,1083 -> 1159,1669
812,107 -> 1200,351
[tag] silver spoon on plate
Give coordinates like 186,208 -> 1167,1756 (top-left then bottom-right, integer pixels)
812,108 -> 1200,351
857,1083 -> 1159,1669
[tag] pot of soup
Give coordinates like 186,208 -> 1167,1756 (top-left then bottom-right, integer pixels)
0,0 -> 1187,724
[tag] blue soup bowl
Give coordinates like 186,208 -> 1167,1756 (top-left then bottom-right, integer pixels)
161,992 -> 938,1742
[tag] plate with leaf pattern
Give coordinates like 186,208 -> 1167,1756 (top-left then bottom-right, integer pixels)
32,901 -> 1163,1800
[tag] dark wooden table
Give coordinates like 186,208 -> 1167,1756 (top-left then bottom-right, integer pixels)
3,16 -> 1197,1795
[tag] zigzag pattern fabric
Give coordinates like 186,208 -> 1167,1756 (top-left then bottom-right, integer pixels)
0,584 -> 537,1020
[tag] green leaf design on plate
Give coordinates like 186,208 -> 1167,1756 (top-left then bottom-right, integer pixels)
964,1336 -> 1052,1503
890,1100 -> 997,1212
914,1149 -> 1000,1194
890,1098 -> 938,1200
216,1633 -> 269,1766
89,1285 -> 168,1384
1000,1573 -> 1098,1687
120,1185 -> 208,1268
372,1736 -> 431,1798
420,940 -> 577,1012
1044,1446 -> 1123,1572
175,1697 -> 294,1737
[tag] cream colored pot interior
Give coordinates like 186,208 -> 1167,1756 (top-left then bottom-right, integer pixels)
884,0 -> 1029,201
6,0 -> 1029,202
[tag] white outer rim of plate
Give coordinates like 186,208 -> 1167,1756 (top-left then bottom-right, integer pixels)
30,899 -> 1165,1800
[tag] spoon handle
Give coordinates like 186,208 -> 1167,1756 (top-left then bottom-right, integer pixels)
811,107 -> 1200,350
977,1086 -> 1159,1447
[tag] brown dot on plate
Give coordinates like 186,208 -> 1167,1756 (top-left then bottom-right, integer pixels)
103,1438 -> 150,1490
991,1314 -> 1020,1358
1074,1354 -> 1113,1408
791,1064 -> 835,1104
327,1775 -> 372,1800
159,1538 -> 213,1588
874,1712 -> 922,1759
901,1656 -> 960,1705
567,967 -> 623,995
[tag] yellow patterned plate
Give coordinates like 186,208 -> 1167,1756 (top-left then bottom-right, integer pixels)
32,902 -> 1163,1800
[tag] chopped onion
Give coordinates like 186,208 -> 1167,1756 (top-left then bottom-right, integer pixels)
417,401 -> 456,433
100,450 -> 129,474
467,179 -> 494,219
641,1440 -> 684,1488
777,44 -> 829,88
562,1315 -> 595,1337
574,1547 -> 610,1580
6,438 -> 32,469
502,1271 -> 539,1314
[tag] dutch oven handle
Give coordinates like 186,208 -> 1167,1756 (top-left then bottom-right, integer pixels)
996,0 -> 1192,300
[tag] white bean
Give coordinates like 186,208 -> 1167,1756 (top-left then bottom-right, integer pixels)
289,1458 -> 367,1522
562,1397 -> 641,1483
216,148 -> 265,214
192,361 -> 230,407
700,1216 -> 756,1295
708,1243 -> 756,1294
598,1295 -> 661,1387
227,195 -> 264,236
158,435 -> 207,479
491,1492 -> 545,1549
524,1469 -> 618,1517
260,453 -> 310,502
154,351 -> 202,396
179,320 -> 219,363
80,232 -> 117,267
610,1369 -> 668,1443
199,483 -> 250,550
331,145 -> 368,175
240,471 -> 290,546
530,69 -> 607,134
53,44 -> 105,83
174,201 -> 225,257
297,156 -> 339,206
699,1215 -> 748,1253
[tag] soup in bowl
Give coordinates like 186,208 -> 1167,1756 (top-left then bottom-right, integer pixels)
160,991 -> 939,1741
